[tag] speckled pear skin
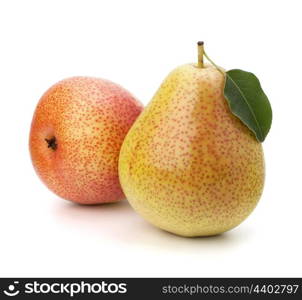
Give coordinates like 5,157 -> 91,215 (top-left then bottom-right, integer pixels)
119,64 -> 264,237
30,77 -> 143,204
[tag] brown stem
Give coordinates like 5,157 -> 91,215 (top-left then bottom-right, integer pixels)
197,41 -> 204,68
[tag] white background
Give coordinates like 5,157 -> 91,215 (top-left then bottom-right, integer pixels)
0,0 -> 301,277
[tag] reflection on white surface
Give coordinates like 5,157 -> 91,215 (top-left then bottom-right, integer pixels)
54,199 -> 248,252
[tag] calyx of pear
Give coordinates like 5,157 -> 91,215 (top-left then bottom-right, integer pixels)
119,42 -> 269,237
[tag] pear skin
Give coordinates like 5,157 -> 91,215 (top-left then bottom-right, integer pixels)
30,77 -> 143,204
119,64 -> 264,237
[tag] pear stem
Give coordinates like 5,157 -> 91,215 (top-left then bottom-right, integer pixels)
197,41 -> 204,68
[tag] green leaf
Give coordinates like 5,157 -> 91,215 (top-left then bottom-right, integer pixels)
224,69 -> 272,142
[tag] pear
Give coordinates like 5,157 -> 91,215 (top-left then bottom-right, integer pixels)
119,43 -> 264,237
30,77 -> 143,205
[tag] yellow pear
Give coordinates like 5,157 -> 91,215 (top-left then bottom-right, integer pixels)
119,43 -> 264,237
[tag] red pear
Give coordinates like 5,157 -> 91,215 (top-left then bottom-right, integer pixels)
29,77 -> 143,204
